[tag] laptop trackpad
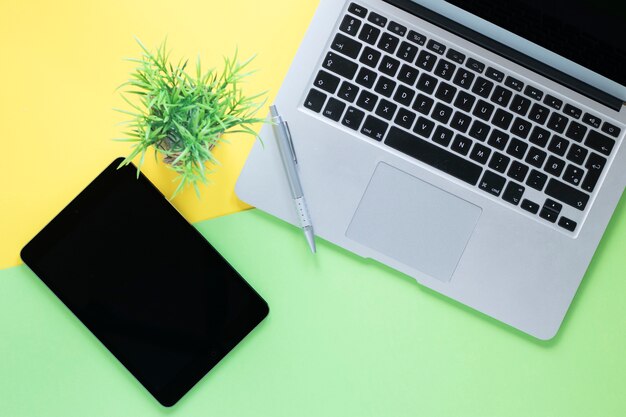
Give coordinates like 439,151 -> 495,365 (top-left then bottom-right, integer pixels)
346,163 -> 481,282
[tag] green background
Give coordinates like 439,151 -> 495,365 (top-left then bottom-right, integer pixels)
1,200 -> 625,416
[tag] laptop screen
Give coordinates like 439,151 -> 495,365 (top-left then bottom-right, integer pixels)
444,0 -> 626,87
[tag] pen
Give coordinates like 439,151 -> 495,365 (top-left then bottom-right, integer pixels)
269,105 -> 317,254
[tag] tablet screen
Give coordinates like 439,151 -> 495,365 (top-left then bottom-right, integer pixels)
21,158 -> 268,406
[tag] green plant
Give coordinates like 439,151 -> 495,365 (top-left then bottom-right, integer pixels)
116,39 -> 267,197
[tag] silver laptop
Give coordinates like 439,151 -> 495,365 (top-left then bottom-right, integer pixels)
236,0 -> 626,339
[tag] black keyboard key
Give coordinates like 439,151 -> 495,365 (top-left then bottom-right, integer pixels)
416,50 -> 437,72
396,41 -> 419,63
545,178 -> 589,210
324,52 -> 358,79
434,59 -> 456,81
379,55 -> 401,77
304,89 -> 327,113
412,94 -> 434,115
331,33 -> 363,59
450,111 -> 472,133
565,121 -> 587,143
355,67 -> 377,89
507,161 -> 529,182
558,217 -> 577,232
361,115 -> 388,141
394,108 -> 416,130
485,67 -> 505,82
433,125 -> 454,147
509,95 -> 531,116
526,169 -> 548,191
544,199 -> 563,214
358,23 -> 381,45
469,120 -> 490,142
472,77 -> 494,98
472,100 -> 494,121
435,82 -> 457,104
566,144 -> 588,166
374,75 -> 396,98
539,207 -> 558,223
416,73 -> 438,94
341,106 -> 365,130
368,11 -> 387,27
547,113 -> 569,134
502,182 -> 525,205
529,126 -> 551,147
348,3 -> 368,18
413,116 -> 435,138
397,64 -> 419,86
602,122 -> 621,138
375,98 -> 397,121
322,97 -> 346,121
548,135 -> 569,156
313,70 -> 340,94
528,103 -> 550,125
525,146 -> 547,168
451,134 -> 473,156
488,130 -> 509,150
356,90 -> 378,111
545,155 -> 566,177
338,81 -> 360,103
466,57 -> 485,73
582,153 -> 607,192
427,39 -> 446,55
585,130 -> 615,156
521,199 -> 540,214
377,32 -> 400,54
489,152 -> 510,173
511,117 -> 532,139
446,49 -> 466,64
507,138 -> 528,159
563,104 -> 582,119
385,127 -> 483,185
544,94 -> 563,111
452,68 -> 475,90
407,30 -> 426,45
432,102 -> 454,124
563,164 -> 585,187
470,143 -> 491,164
504,76 -> 524,92
582,113 -> 601,129
453,91 -> 475,112
524,85 -> 544,101
479,170 -> 506,196
339,15 -> 362,36
393,84 -> 415,107
388,21 -> 407,37
491,85 -> 513,107
492,108 -> 514,130
359,46 -> 381,68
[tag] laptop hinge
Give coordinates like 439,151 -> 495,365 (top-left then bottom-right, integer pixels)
384,0 -> 624,112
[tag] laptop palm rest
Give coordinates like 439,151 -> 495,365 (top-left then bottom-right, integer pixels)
346,163 -> 482,282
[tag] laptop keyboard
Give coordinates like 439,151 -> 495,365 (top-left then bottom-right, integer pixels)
302,2 -> 623,234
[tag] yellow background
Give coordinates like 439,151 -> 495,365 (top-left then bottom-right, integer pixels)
0,0 -> 318,270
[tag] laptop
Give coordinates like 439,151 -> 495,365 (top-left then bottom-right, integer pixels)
236,0 -> 626,339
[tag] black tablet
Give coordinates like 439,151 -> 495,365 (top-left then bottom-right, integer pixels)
21,158 -> 269,407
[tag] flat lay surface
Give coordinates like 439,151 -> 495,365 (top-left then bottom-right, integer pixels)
1,209 -> 626,416
1,0 -> 625,415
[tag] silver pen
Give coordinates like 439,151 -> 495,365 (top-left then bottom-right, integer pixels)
269,105 -> 316,254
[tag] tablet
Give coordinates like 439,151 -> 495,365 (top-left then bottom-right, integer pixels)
20,158 -> 269,407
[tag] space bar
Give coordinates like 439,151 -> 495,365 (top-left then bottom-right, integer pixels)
385,127 -> 483,186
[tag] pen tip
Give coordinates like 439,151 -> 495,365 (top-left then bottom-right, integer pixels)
305,229 -> 316,254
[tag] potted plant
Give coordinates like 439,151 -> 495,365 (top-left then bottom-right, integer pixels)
116,39 -> 267,197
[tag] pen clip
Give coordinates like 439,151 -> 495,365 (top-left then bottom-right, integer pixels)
284,121 -> 298,164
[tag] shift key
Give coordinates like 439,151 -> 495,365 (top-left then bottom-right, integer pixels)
545,178 -> 589,211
